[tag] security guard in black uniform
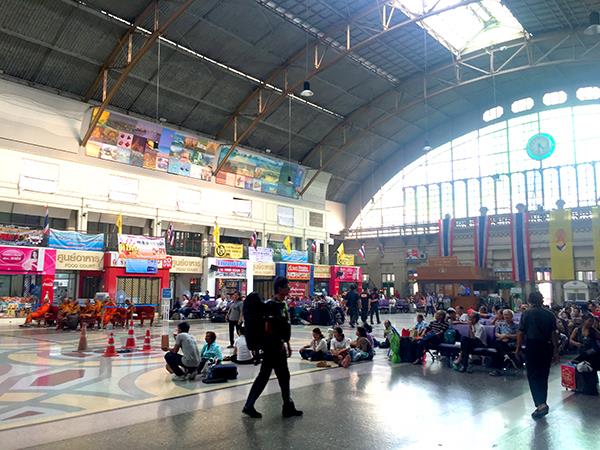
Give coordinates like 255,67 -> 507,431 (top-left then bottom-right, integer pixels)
243,276 -> 303,419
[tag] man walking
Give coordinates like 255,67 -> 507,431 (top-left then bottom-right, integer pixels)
226,291 -> 243,348
242,276 -> 303,419
345,285 -> 359,328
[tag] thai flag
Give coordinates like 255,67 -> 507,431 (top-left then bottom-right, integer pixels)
358,242 -> 366,262
377,242 -> 385,257
311,240 -> 317,253
167,222 -> 175,246
438,216 -> 454,256
473,215 -> 490,268
511,211 -> 533,282
250,231 -> 258,249
43,205 -> 49,235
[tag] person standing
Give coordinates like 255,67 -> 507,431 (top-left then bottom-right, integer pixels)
226,292 -> 243,348
516,292 -> 559,420
425,293 -> 435,318
359,288 -> 370,325
369,288 -> 381,325
243,277 -> 303,419
345,285 -> 359,328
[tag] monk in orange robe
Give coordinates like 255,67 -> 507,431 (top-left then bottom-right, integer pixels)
56,298 -> 74,330
80,299 -> 95,319
124,299 -> 136,322
102,297 -> 117,328
20,295 -> 50,327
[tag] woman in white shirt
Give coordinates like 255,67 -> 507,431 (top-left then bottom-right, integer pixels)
299,328 -> 328,361
453,312 -> 488,373
231,326 -> 254,364
327,326 -> 351,366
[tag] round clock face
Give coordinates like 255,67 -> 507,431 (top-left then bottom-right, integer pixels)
526,133 -> 556,161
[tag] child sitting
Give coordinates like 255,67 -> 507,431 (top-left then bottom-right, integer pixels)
327,327 -> 351,367
299,328 -> 328,361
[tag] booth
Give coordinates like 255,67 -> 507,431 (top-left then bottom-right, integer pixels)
205,258 -> 251,297
276,263 -> 312,299
563,280 -> 589,304
313,264 -> 331,294
329,265 -> 361,296
0,246 -> 56,316
169,255 -> 203,298
55,249 -> 104,300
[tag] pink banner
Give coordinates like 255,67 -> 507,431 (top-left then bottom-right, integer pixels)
334,266 -> 360,282
0,246 -> 56,275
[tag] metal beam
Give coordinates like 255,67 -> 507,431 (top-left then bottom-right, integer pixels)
83,0 -> 156,102
81,0 -> 195,147
298,30 -> 599,196
214,0 -> 482,177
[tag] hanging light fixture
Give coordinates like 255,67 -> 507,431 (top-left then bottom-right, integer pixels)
584,11 -> 600,35
287,96 -> 293,185
300,80 -> 314,97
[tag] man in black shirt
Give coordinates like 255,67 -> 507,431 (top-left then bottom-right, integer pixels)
359,289 -> 370,325
516,292 -> 559,420
243,276 -> 303,419
345,285 -> 359,327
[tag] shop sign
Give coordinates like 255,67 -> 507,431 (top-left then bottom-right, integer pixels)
216,259 -> 247,278
56,250 -> 103,271
287,263 -> 311,281
125,259 -> 158,274
0,246 -> 56,274
0,226 -> 44,246
108,251 -> 170,269
248,247 -> 273,262
118,234 -> 166,260
253,262 -> 275,277
336,266 -> 360,282
48,230 -> 104,251
170,256 -> 203,274
215,243 -> 244,259
313,264 -> 330,279
289,281 -> 308,298
280,250 -> 308,263
337,253 -> 355,266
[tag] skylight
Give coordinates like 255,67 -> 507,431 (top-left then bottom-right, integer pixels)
391,0 -> 527,56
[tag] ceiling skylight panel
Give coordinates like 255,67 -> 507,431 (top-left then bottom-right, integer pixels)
391,0 -> 527,56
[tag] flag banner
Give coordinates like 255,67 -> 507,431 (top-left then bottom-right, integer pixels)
473,215 -> 491,268
43,205 -> 49,236
438,216 -> 455,257
283,235 -> 292,254
592,207 -> 600,277
48,230 -> 104,251
549,209 -> 574,280
116,213 -> 123,235
358,242 -> 366,262
311,240 -> 317,253
250,231 -> 257,249
167,222 -> 175,246
213,223 -> 220,246
510,211 -> 533,282
118,234 -> 166,260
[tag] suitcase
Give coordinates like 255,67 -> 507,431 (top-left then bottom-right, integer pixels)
561,363 -> 576,390
399,337 -> 416,362
561,363 -> 599,395
203,363 -> 238,383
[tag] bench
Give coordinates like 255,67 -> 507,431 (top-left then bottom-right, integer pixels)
134,305 -> 155,326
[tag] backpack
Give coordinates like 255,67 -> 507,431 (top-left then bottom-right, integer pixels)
444,328 -> 457,344
243,292 -> 265,352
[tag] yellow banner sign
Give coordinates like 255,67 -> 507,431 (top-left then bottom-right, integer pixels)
56,250 -> 104,271
549,209 -> 574,281
215,243 -> 243,259
337,254 -> 354,266
253,262 -> 276,277
170,256 -> 203,274
313,264 -> 330,279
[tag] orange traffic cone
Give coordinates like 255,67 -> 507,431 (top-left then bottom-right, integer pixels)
77,323 -> 88,351
124,321 -> 137,350
103,332 -> 118,357
142,329 -> 152,352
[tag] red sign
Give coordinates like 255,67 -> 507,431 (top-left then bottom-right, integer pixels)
0,246 -> 56,274
287,263 -> 311,280
336,266 -> 360,282
289,281 -> 308,298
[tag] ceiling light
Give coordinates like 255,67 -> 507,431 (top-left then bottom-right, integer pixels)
265,148 -> 271,153
159,117 -> 167,123
423,139 -> 432,152
584,12 -> 600,35
287,175 -> 293,185
300,81 -> 314,97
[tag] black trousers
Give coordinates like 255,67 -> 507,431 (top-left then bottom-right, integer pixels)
459,336 -> 485,369
525,339 -> 553,407
360,303 -> 369,324
348,308 -> 359,326
491,340 -> 516,369
164,352 -> 195,377
425,306 -> 435,317
370,304 -> 380,324
228,320 -> 241,346
245,345 -> 291,409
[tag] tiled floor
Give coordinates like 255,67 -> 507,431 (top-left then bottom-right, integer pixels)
1,314 -> 599,450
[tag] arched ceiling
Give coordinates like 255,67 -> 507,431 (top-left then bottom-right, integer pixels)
1,0 -> 599,223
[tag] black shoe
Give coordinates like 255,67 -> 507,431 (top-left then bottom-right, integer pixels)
242,406 -> 262,419
282,402 -> 303,418
531,406 -> 549,420
489,370 -> 501,377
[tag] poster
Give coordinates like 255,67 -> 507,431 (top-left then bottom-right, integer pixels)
86,109 -> 216,182
273,249 -> 309,263
48,229 -> 104,251
0,246 -> 56,274
286,263 -> 311,280
0,226 -> 44,246
216,146 -> 305,199
215,243 -> 244,259
117,234 -> 167,260
248,247 -> 273,262
215,259 -> 247,278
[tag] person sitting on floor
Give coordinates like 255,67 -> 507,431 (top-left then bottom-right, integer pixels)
300,328 -> 328,361
198,331 -> 223,374
453,312 -> 488,373
413,314 -> 428,338
328,327 -> 351,367
20,294 -> 50,327
412,310 -> 448,365
343,326 -> 374,366
489,309 -> 520,376
230,326 -> 253,364
570,314 -> 600,357
164,321 -> 201,381
363,323 -> 378,348
380,320 -> 399,348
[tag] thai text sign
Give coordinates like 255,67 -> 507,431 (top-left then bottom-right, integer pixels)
118,234 -> 166,260
286,263 -> 311,281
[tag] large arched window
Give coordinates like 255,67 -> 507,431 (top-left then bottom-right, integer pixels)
352,102 -> 600,230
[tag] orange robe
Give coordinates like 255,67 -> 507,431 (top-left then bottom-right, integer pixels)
24,303 -> 50,324
80,304 -> 95,318
102,301 -> 117,326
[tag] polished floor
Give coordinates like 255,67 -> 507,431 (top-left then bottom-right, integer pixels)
0,313 -> 597,450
